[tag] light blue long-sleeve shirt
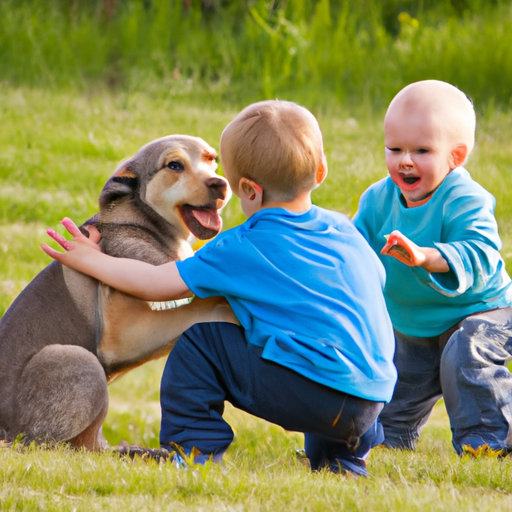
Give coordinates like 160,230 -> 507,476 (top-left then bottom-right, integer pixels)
353,167 -> 512,337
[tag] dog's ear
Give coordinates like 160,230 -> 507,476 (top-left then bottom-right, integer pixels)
99,165 -> 139,209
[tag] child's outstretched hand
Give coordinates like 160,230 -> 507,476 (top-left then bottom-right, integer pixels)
381,230 -> 422,266
41,217 -> 102,268
381,230 -> 449,273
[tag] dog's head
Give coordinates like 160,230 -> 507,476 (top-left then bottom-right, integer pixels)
99,135 -> 231,240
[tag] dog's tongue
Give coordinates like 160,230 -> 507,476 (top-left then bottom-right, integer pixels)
191,208 -> 222,231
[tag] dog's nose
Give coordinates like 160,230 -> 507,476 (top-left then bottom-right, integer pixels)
206,176 -> 228,199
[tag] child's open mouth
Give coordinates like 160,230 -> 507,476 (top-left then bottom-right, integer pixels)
403,176 -> 420,184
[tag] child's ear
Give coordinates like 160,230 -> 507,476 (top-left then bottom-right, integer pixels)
315,159 -> 328,185
449,144 -> 468,169
240,181 -> 254,197
239,177 -> 263,201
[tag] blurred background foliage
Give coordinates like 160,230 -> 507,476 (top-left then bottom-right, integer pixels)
2,0 -> 511,112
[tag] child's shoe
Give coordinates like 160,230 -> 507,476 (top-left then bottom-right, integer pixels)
304,419 -> 385,478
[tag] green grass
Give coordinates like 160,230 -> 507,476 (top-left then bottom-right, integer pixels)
2,374 -> 512,511
2,85 -> 512,509
2,84 -> 512,312
2,0 -> 512,110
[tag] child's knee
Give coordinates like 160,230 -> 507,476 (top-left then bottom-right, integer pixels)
442,314 -> 512,369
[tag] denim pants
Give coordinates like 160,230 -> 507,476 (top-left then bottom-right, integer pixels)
380,307 -> 512,453
159,322 -> 384,476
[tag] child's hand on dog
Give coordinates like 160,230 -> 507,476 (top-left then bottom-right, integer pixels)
41,217 -> 110,279
41,217 -> 191,302
42,217 -> 102,261
381,230 -> 449,273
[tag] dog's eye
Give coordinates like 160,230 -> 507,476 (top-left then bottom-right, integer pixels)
167,161 -> 184,172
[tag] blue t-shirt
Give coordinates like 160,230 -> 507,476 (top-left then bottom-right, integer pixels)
176,205 -> 397,402
353,167 -> 512,337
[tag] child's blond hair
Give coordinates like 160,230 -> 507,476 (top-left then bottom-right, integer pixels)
220,100 -> 326,201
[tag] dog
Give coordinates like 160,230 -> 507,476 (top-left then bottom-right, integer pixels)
0,135 -> 236,450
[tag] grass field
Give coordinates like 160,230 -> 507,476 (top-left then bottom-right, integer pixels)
1,84 -> 512,510
3,362 -> 512,512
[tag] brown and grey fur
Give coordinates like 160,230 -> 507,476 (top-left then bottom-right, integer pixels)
0,135 -> 234,450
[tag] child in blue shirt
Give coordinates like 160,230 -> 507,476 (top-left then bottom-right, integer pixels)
42,100 -> 396,476
354,80 -> 512,455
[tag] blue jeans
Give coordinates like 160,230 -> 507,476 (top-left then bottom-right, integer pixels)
159,322 -> 384,476
380,308 -> 512,454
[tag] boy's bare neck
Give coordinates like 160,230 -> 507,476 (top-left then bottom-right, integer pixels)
261,192 -> 312,213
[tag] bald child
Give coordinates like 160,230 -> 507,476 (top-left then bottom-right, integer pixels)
354,80 -> 512,455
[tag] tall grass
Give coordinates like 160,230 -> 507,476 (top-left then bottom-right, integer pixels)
1,0 -> 512,110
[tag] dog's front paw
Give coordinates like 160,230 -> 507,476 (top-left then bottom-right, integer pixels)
112,441 -> 171,463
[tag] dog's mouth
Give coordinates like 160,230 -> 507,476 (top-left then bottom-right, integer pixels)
180,205 -> 223,240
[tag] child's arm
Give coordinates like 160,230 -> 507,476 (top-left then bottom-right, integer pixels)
41,218 -> 192,302
381,230 -> 450,273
